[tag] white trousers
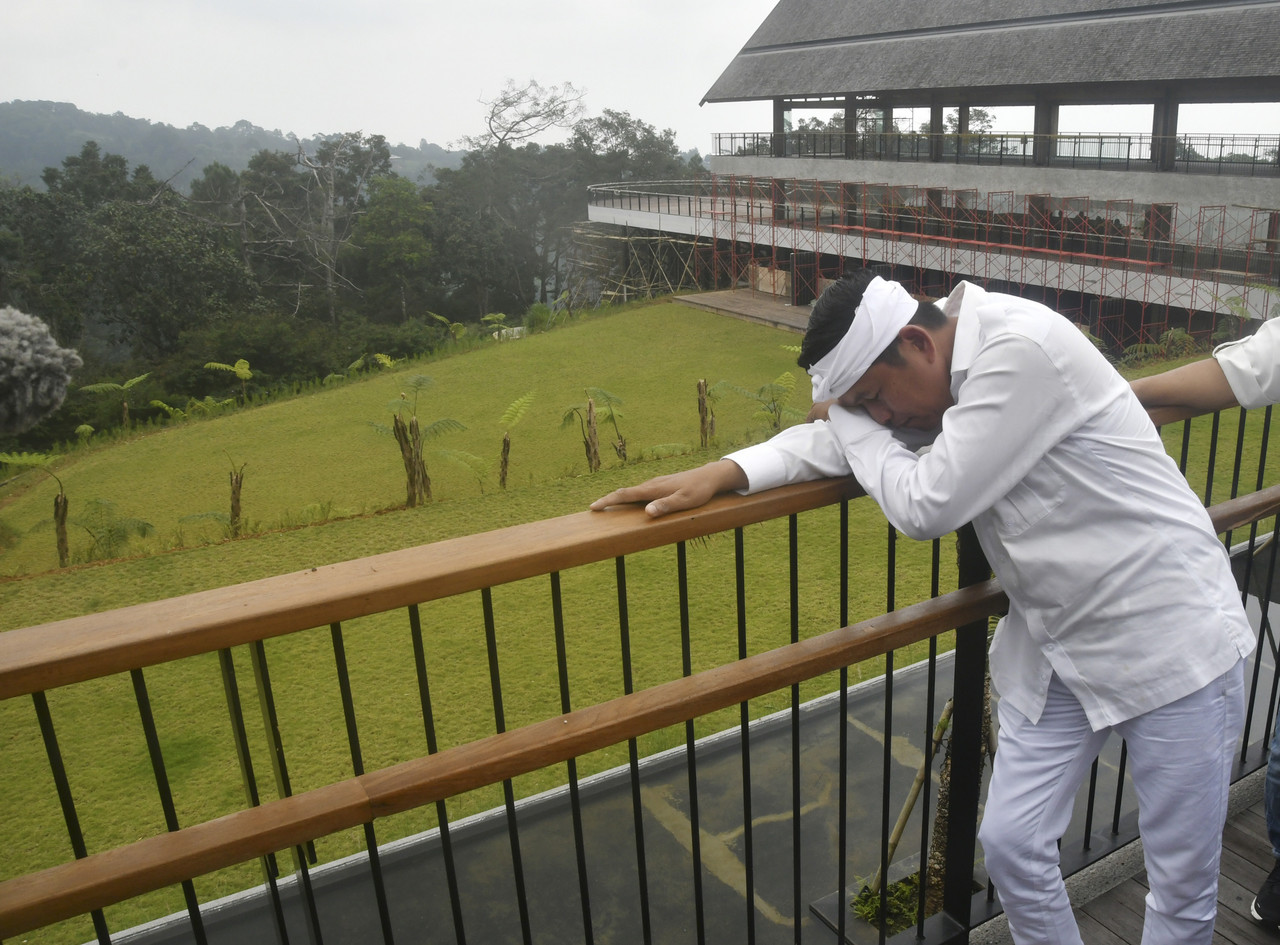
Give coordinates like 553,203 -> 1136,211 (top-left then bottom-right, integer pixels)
978,661 -> 1245,945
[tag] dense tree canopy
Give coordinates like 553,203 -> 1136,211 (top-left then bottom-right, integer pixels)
0,96 -> 709,450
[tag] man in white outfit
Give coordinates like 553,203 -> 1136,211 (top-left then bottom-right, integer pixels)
1132,315 -> 1280,924
592,269 -> 1254,944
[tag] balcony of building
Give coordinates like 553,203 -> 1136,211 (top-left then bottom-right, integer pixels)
712,130 -> 1280,178
4,297 -> 1280,945
702,131 -> 1280,223
583,174 -> 1280,349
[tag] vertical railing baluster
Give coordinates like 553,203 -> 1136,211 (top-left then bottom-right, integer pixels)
942,524 -> 991,930
878,523 -> 897,943
217,648 -> 290,945
129,668 -> 208,945
1259,524 -> 1280,756
548,574 -> 594,945
1204,412 -> 1222,505
837,504 -> 850,945
734,527 -> 756,945
616,555 -> 654,944
1226,408 -> 1250,547
914,537 -> 943,936
31,691 -> 112,944
676,542 -> 707,944
249,640 -> 324,943
1111,742 -> 1129,835
788,513 -> 802,943
479,589 -> 532,945
328,623 -> 395,945
1258,406 -> 1273,483
1083,760 -> 1100,853
407,603 -> 466,945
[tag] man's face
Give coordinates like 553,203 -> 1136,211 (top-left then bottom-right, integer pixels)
834,331 -> 953,431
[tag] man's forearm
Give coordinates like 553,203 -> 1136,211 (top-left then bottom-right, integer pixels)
1130,358 -> 1239,422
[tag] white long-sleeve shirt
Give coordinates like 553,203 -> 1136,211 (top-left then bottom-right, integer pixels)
727,281 -> 1253,729
1216,317 -> 1280,408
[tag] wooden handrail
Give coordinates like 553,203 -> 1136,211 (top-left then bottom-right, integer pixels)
3,482 -> 1278,937
0,577 -> 1006,938
1209,483 -> 1280,535
0,477 -> 865,700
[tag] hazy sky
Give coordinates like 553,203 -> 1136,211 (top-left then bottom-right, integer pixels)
5,0 -> 1277,154
5,0 -> 780,152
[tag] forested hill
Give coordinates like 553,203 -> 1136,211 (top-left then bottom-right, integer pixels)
0,100 -> 464,191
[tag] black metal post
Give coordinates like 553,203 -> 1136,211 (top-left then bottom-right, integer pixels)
941,524 -> 992,925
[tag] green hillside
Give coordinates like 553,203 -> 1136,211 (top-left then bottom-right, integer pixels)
0,99 -> 463,191
0,299 -> 813,612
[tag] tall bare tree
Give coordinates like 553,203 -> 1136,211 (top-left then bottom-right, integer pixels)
464,79 -> 586,150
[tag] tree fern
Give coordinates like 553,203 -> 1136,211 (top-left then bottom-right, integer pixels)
204,359 -> 253,403
80,372 -> 151,427
500,392 -> 535,429
0,451 -> 70,565
498,392 -> 535,489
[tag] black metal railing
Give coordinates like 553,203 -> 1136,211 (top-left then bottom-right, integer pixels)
2,406 -> 1279,945
712,132 -> 1280,178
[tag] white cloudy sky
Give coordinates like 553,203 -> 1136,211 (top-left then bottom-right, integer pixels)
5,0 -> 1277,154
5,0 -> 780,152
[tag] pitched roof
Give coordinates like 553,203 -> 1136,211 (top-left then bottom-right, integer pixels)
702,0 -> 1280,106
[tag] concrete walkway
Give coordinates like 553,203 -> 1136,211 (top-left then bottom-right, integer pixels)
676,289 -> 810,334
111,651 -> 1141,945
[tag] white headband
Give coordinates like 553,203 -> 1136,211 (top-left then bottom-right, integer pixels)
808,277 -> 918,402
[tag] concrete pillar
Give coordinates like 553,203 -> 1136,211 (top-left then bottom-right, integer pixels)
880,105 -> 895,157
844,95 -> 857,158
773,98 -> 787,158
930,102 -> 945,162
1152,91 -> 1179,171
1032,97 -> 1059,166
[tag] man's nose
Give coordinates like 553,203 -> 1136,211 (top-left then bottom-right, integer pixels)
865,403 -> 892,425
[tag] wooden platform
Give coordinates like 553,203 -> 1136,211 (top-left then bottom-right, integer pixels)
1076,796 -> 1274,944
1050,792 -> 1276,945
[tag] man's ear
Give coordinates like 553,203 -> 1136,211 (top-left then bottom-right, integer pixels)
898,324 -> 936,360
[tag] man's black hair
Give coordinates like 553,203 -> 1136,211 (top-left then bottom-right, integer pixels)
796,269 -> 946,371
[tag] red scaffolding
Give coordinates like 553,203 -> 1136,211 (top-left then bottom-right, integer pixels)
682,173 -> 1277,349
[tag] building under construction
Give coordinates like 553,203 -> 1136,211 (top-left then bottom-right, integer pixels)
582,0 -> 1280,352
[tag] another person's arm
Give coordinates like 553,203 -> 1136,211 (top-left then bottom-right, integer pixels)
1130,319 -> 1280,424
1129,358 -> 1238,426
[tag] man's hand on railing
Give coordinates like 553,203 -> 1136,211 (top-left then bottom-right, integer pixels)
590,459 -> 748,518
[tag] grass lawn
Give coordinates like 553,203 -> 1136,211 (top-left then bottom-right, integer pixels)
2,298 -> 1276,944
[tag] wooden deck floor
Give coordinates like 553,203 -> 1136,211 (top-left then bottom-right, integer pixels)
1071,794 -> 1277,945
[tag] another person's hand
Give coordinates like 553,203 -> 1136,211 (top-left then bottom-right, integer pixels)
590,459 -> 748,518
807,399 -> 835,422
